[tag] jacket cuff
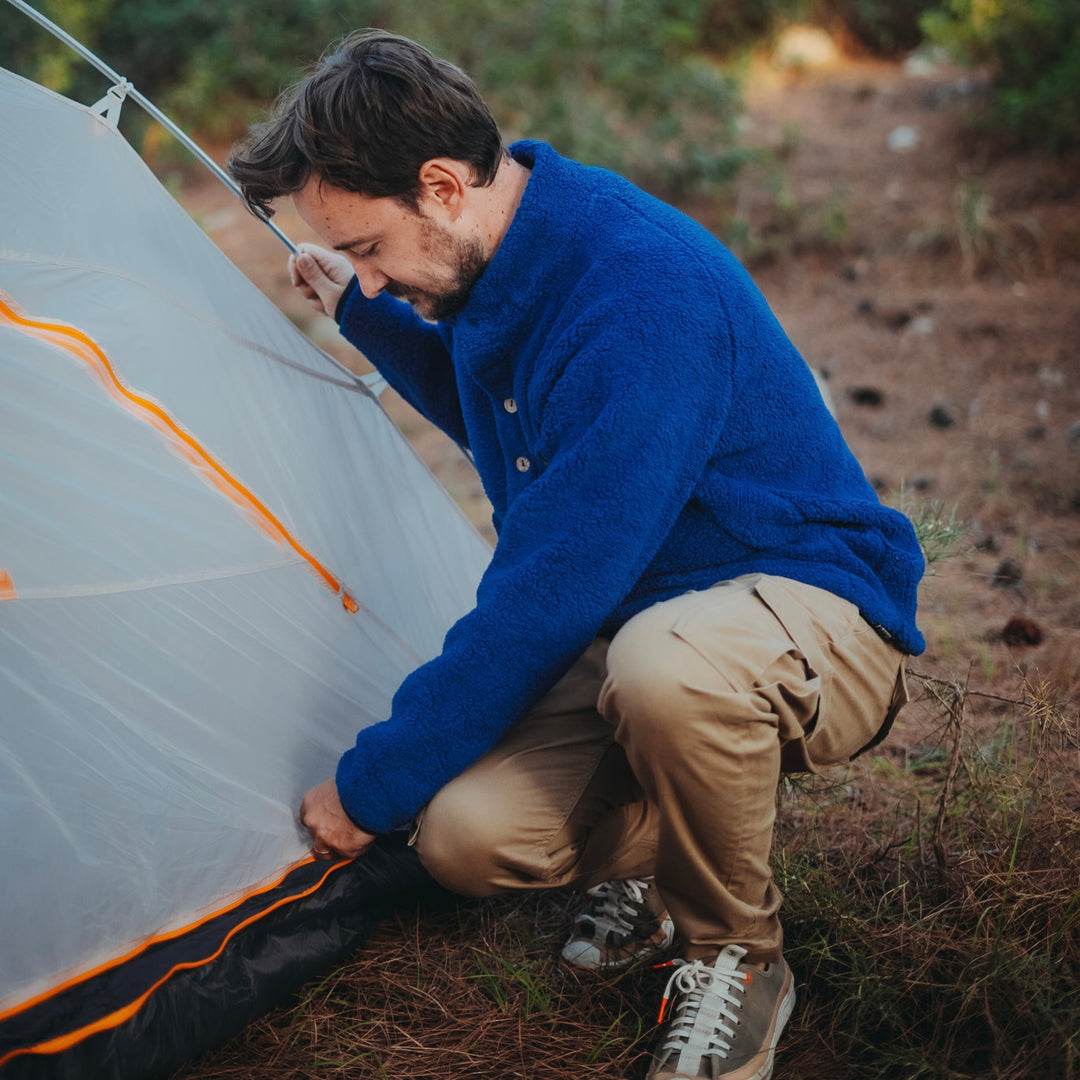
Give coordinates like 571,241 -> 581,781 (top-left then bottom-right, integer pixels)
334,276 -> 359,324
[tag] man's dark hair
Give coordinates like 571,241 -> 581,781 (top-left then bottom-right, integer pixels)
228,30 -> 504,217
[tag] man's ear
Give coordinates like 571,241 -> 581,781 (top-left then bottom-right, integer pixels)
417,158 -> 470,219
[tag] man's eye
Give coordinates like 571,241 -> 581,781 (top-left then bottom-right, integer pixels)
356,243 -> 379,258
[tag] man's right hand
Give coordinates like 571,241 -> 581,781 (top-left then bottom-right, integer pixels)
288,242 -> 354,319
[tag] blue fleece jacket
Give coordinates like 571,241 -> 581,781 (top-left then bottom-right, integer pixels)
334,140 -> 925,833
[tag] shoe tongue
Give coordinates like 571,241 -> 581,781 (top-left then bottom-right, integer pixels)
711,945 -> 747,972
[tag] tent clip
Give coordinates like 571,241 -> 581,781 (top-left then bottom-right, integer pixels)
90,78 -> 133,127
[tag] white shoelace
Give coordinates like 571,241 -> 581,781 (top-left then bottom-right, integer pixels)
576,876 -> 652,937
657,952 -> 749,1072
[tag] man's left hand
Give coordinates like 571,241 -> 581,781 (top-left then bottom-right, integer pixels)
300,779 -> 376,860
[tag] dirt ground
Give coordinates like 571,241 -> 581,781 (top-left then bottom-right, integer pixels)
167,42 -> 1080,1080
181,45 -> 1080,752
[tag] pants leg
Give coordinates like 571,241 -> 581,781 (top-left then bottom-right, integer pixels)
599,574 -> 907,964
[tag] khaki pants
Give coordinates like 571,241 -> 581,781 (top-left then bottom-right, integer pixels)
412,574 -> 908,964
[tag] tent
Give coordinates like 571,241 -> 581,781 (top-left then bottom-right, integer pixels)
0,63 -> 492,1078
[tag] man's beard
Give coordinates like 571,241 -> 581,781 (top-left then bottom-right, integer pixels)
386,217 -> 489,321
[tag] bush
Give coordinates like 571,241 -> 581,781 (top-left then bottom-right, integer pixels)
0,0 -> 379,138
812,0 -> 938,56
381,0 -> 751,201
2,0 -> 754,200
922,0 -> 1080,152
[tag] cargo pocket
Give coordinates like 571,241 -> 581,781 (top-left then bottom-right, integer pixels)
750,575 -> 884,771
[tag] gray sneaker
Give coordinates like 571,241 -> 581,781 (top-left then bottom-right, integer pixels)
647,945 -> 795,1080
560,877 -> 676,974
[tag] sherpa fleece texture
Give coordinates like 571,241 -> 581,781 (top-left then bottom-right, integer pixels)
335,140 -> 926,834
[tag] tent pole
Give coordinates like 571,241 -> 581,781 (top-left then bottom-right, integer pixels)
5,0 -> 297,254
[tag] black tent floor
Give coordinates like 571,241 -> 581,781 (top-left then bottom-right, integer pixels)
0,835 -> 437,1080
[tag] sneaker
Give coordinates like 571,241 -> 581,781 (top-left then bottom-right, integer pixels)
647,945 -> 795,1080
560,877 -> 676,974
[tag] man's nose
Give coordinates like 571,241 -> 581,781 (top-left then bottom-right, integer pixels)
354,264 -> 388,299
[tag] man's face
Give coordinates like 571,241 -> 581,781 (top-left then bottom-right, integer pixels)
293,177 -> 487,321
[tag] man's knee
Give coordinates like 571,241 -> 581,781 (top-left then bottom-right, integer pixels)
411,779 -> 513,897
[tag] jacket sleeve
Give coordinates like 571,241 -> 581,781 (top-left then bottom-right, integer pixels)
337,281 -> 469,448
335,284 -> 736,832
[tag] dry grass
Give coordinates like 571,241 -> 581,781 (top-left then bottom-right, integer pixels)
774,669 -> 1080,1079
171,888 -> 661,1079
172,665 -> 1079,1080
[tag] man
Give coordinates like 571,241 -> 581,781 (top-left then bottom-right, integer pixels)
229,29 -> 924,1080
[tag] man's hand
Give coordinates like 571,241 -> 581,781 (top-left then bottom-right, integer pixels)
288,243 -> 354,319
300,778 -> 376,860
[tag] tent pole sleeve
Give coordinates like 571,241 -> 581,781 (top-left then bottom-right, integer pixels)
5,0 -> 297,254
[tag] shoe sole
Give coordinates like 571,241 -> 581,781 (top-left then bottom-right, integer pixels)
559,940 -> 670,976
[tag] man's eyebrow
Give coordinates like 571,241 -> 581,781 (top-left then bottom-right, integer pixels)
333,235 -> 378,252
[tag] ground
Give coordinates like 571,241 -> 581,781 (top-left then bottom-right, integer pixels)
173,43 -> 1079,1080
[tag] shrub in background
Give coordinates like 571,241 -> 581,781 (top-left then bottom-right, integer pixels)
370,0 -> 751,202
922,0 -> 1080,152
812,0 -> 938,56
1,0 -> 751,200
0,0 -> 379,138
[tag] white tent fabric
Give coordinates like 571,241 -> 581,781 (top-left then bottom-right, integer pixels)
0,67 -> 491,1013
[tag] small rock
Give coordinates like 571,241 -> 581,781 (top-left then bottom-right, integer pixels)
856,298 -> 875,316
1025,425 -> 1047,441
847,386 -> 885,408
991,558 -> 1024,589
887,125 -> 921,152
911,473 -> 934,492
975,534 -> 1000,553
908,315 -> 935,335
928,405 -> 956,429
884,310 -> 913,331
1000,616 -> 1043,647
904,53 -> 938,79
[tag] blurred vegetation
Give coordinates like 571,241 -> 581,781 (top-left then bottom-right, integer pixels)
922,0 -> 1080,153
2,0 -> 1077,205
1,0 -> 775,201
812,0 -> 939,56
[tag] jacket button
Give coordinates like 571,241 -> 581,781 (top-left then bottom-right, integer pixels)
515,456 -> 531,473
503,397 -> 518,413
